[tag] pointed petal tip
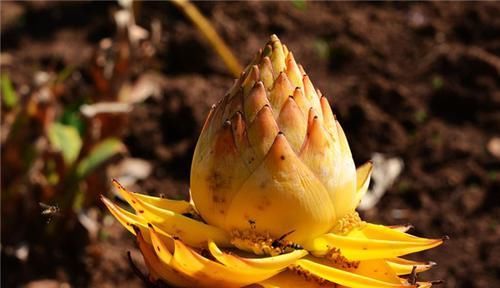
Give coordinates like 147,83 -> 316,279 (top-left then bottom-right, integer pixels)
244,80 -> 270,122
272,132 -> 288,150
111,178 -> 124,190
254,80 -> 265,88
100,194 -> 111,205
241,65 -> 260,87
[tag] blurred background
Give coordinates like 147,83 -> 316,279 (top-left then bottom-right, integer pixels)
1,1 -> 499,287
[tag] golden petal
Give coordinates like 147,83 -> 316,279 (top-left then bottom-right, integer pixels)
332,121 -> 358,217
270,35 -> 286,74
354,161 -> 373,206
101,195 -> 149,239
247,105 -> 279,161
135,227 -> 196,287
319,96 -> 337,137
129,193 -> 191,214
277,96 -> 307,152
386,258 -> 435,275
259,56 -> 275,89
208,240 -> 308,271
304,228 -> 443,261
242,65 -> 260,96
244,81 -> 271,123
170,237 -> 280,287
285,52 -> 303,88
302,75 -> 322,119
225,133 -> 335,243
360,223 -> 438,244
295,259 -> 412,288
269,72 -> 294,114
230,111 -> 248,151
300,113 -> 333,176
257,270 -> 337,288
292,87 -> 311,117
112,180 -> 231,248
191,117 -> 253,229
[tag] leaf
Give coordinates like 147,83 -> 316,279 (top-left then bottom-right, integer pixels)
291,0 -> 307,10
56,66 -> 75,83
47,122 -> 83,165
76,138 -> 126,180
1,73 -> 18,109
314,39 -> 330,61
61,105 -> 85,134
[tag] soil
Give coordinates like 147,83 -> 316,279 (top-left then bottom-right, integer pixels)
2,1 -> 500,287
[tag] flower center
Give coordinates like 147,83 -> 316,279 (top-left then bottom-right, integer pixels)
330,211 -> 364,235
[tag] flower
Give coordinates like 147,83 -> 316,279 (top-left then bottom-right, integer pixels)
102,35 -> 444,287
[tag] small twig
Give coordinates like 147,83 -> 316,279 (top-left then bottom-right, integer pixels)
169,0 -> 242,77
408,266 -> 418,285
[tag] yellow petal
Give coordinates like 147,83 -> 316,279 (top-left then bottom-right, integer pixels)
135,227 -> 195,287
191,117 -> 252,228
191,113 -> 254,227
130,192 -> 191,214
285,52 -> 303,88
225,133 -> 335,243
355,161 -> 373,205
242,65 -> 260,96
259,56 -> 274,89
270,35 -> 286,74
247,105 -> 280,162
333,121 -> 358,217
112,180 -> 231,248
361,223 -> 437,244
171,238 -> 280,287
257,270 -> 337,288
269,72 -> 294,113
302,75 -> 322,119
208,240 -> 308,271
148,224 -> 174,264
244,81 -> 271,123
101,195 -> 148,237
295,259 -> 412,288
304,229 -> 443,261
353,259 -> 402,285
277,96 -> 307,152
386,258 -> 435,275
292,87 -> 311,117
319,96 -> 337,138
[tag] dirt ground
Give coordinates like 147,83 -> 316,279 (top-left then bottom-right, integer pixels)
2,1 -> 500,287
